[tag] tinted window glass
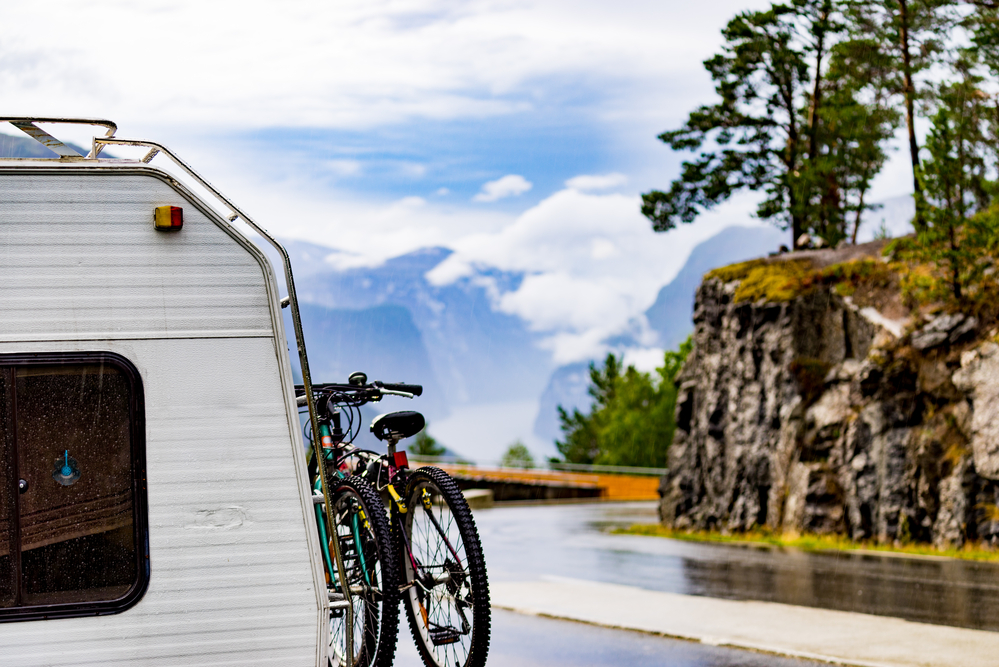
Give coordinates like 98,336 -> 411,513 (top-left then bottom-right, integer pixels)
0,356 -> 146,620
0,371 -> 13,608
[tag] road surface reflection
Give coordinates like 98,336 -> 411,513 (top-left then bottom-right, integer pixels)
437,608 -> 826,667
476,501 -> 999,631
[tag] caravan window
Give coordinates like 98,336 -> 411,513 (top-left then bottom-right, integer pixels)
0,354 -> 147,621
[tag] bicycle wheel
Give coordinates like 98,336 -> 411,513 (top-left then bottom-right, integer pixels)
323,475 -> 399,667
397,466 -> 490,667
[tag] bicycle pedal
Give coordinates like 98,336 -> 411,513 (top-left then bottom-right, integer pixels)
429,627 -> 461,646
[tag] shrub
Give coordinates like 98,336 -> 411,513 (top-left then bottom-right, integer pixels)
500,441 -> 535,469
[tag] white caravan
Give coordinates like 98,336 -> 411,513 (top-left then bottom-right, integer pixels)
0,118 -> 329,664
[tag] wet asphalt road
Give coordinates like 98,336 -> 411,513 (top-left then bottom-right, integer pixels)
475,501 -> 999,632
397,500 -> 941,666
394,607 -> 827,667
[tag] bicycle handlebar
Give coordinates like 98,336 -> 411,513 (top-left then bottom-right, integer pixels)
374,381 -> 423,397
294,379 -> 424,405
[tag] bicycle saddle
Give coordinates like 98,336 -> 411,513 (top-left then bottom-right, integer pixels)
370,411 -> 425,442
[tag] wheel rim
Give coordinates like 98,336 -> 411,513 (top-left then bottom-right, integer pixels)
328,490 -> 384,667
405,481 -> 476,667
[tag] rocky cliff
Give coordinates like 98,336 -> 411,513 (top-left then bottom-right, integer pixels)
659,240 -> 999,548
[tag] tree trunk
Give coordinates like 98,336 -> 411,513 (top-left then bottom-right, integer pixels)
950,222 -> 961,300
899,0 -> 925,228
852,187 -> 866,244
788,129 -> 803,247
807,7 -> 829,163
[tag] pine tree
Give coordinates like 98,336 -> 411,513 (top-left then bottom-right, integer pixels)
803,35 -> 900,242
846,0 -> 955,228
889,55 -> 999,301
642,1 -> 901,247
500,441 -> 535,469
641,5 -> 811,244
556,340 -> 692,468
409,428 -> 445,458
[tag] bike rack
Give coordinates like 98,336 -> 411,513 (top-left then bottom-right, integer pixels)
1,117 -> 354,661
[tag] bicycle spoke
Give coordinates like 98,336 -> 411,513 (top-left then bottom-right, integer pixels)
401,469 -> 489,667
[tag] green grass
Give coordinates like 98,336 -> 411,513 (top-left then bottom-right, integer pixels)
616,524 -> 999,562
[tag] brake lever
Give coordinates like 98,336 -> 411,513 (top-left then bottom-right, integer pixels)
378,389 -> 415,399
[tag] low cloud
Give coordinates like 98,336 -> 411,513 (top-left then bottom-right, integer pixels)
565,173 -> 628,192
623,347 -> 667,374
323,159 -> 363,177
473,175 -> 533,203
0,1 -> 771,132
428,185 -> 747,363
206,160 -> 762,366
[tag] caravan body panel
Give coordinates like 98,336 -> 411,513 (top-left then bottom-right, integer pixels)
0,165 -> 324,665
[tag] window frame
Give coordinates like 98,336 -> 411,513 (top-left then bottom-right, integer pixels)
0,351 -> 149,622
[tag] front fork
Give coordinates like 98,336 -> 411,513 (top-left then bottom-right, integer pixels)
316,415 -> 374,591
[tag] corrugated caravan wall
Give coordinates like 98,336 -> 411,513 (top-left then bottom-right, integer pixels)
0,169 -> 322,665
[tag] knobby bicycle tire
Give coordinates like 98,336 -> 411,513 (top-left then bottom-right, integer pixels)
324,475 -> 400,667
395,466 -> 491,667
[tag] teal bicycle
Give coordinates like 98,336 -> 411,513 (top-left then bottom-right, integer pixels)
298,386 -> 399,667
298,374 -> 491,667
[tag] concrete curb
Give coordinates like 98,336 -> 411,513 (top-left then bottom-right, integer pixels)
491,577 -> 999,667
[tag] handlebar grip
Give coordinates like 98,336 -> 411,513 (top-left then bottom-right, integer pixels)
378,382 -> 423,397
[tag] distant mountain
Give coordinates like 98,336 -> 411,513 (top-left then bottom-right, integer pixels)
290,303 -> 448,417
271,226 -> 787,451
532,225 -> 784,444
531,362 -> 591,452
276,241 -> 554,419
0,130 -> 96,158
645,225 -> 785,348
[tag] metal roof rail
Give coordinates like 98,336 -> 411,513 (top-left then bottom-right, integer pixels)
1,117 -> 117,158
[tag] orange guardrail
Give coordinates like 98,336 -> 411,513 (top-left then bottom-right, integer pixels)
425,463 -> 661,501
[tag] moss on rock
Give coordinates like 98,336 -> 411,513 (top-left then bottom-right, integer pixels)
706,255 -> 903,307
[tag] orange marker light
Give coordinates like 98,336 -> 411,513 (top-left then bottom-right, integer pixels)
154,205 -> 183,230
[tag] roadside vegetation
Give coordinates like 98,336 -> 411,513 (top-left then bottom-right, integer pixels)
499,441 -> 536,469
555,339 -> 691,468
619,524 -> 999,563
409,428 -> 445,458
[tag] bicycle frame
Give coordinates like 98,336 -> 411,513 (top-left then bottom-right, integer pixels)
307,394 -> 465,596
300,383 -> 488,665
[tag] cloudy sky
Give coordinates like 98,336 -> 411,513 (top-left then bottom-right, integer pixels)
1,0 -> 915,365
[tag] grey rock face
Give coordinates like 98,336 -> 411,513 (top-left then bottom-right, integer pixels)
660,278 -> 877,534
660,275 -> 993,547
911,313 -> 978,350
953,343 -> 999,480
